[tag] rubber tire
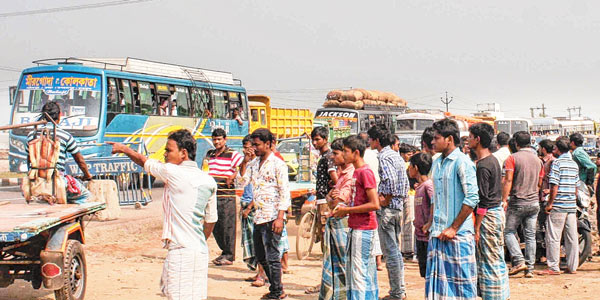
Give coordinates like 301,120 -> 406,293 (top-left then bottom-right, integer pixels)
578,229 -> 592,267
54,240 -> 86,300
296,211 -> 316,260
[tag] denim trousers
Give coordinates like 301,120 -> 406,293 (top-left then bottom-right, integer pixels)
504,204 -> 539,271
253,221 -> 283,296
377,207 -> 405,298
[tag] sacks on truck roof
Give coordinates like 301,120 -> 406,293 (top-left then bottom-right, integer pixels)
339,100 -> 364,110
326,90 -> 343,100
323,100 -> 340,107
325,89 -> 406,108
341,90 -> 363,101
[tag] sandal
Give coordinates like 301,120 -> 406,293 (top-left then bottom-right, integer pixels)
252,276 -> 266,287
304,284 -> 320,294
245,275 -> 258,282
536,269 -> 561,276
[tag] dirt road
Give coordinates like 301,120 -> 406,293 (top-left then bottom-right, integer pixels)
1,185 -> 599,300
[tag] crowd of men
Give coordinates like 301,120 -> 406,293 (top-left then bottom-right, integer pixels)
106,115 -> 598,300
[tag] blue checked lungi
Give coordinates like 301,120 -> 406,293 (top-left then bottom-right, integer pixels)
319,217 -> 349,300
240,202 -> 257,270
346,229 -> 378,300
425,232 -> 478,300
240,202 -> 289,270
476,207 -> 510,300
279,225 -> 289,258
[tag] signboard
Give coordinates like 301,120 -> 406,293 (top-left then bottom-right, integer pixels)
315,110 -> 358,119
20,72 -> 101,95
65,157 -> 144,176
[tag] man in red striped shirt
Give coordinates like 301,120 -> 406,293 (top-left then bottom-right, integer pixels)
205,128 -> 243,265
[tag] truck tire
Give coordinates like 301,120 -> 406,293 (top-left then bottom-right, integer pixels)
54,240 -> 86,300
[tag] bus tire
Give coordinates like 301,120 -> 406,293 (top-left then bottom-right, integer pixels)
54,240 -> 86,300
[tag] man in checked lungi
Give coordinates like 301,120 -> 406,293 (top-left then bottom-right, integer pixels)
468,123 -> 510,300
332,135 -> 380,300
426,119 -> 480,300
318,138 -> 353,300
109,129 -> 217,300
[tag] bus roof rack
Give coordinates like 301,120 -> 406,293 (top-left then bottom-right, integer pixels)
363,104 -> 407,112
31,57 -> 239,86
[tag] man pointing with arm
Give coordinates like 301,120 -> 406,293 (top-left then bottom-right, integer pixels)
108,129 -> 217,300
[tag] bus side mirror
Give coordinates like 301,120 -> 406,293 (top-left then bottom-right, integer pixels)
9,86 -> 16,105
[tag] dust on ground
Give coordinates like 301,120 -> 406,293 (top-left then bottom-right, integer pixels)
2,186 -> 600,300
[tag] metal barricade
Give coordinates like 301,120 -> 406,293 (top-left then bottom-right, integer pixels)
64,142 -> 152,207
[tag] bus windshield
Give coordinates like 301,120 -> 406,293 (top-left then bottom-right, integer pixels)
12,72 -> 102,136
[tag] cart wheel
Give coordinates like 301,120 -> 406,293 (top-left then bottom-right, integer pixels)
134,202 -> 142,209
54,240 -> 86,300
296,211 -> 315,260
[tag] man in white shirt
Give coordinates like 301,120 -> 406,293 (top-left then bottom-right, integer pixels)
239,128 -> 291,300
109,129 -> 217,300
493,132 -> 511,169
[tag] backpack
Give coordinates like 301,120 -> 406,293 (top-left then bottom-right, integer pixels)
21,127 -> 66,204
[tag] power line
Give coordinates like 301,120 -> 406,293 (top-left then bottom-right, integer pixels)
0,66 -> 21,73
0,0 -> 154,18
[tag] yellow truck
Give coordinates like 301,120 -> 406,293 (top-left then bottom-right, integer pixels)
249,95 -> 314,180
248,95 -> 313,139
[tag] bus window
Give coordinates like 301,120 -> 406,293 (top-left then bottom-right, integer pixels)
228,92 -> 242,119
191,88 -> 211,118
137,81 -> 154,115
240,92 -> 249,120
212,90 -> 228,119
173,86 -> 190,116
118,79 -> 133,113
107,78 -> 119,113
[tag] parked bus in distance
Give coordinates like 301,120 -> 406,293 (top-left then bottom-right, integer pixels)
8,57 -> 248,173
494,118 -> 531,135
555,117 -> 595,136
395,111 -> 469,146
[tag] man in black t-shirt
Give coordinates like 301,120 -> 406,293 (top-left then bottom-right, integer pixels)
311,127 -> 338,200
468,122 -> 511,298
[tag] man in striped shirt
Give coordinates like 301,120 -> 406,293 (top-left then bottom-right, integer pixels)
26,102 -> 93,203
539,136 -> 580,275
204,128 -> 243,265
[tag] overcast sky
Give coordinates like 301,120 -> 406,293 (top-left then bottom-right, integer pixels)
1,0 -> 600,124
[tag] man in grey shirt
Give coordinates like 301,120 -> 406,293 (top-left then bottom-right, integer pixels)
502,131 -> 544,278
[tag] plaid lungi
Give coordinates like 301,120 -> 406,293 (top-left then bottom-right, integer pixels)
279,225 -> 289,258
240,202 -> 257,270
401,194 -> 415,254
346,229 -> 378,300
476,207 -> 510,300
160,246 -> 208,300
319,217 -> 349,300
425,233 -> 478,300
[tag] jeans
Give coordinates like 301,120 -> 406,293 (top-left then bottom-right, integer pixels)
546,211 -> 579,272
253,221 -> 283,296
377,207 -> 405,298
504,204 -> 539,271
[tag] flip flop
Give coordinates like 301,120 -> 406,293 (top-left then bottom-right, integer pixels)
252,277 -> 266,287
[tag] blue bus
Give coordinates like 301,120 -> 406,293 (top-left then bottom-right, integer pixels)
9,57 -> 249,173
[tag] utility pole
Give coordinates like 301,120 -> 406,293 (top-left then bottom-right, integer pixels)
566,106 -> 582,119
440,91 -> 453,112
529,104 -> 547,117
